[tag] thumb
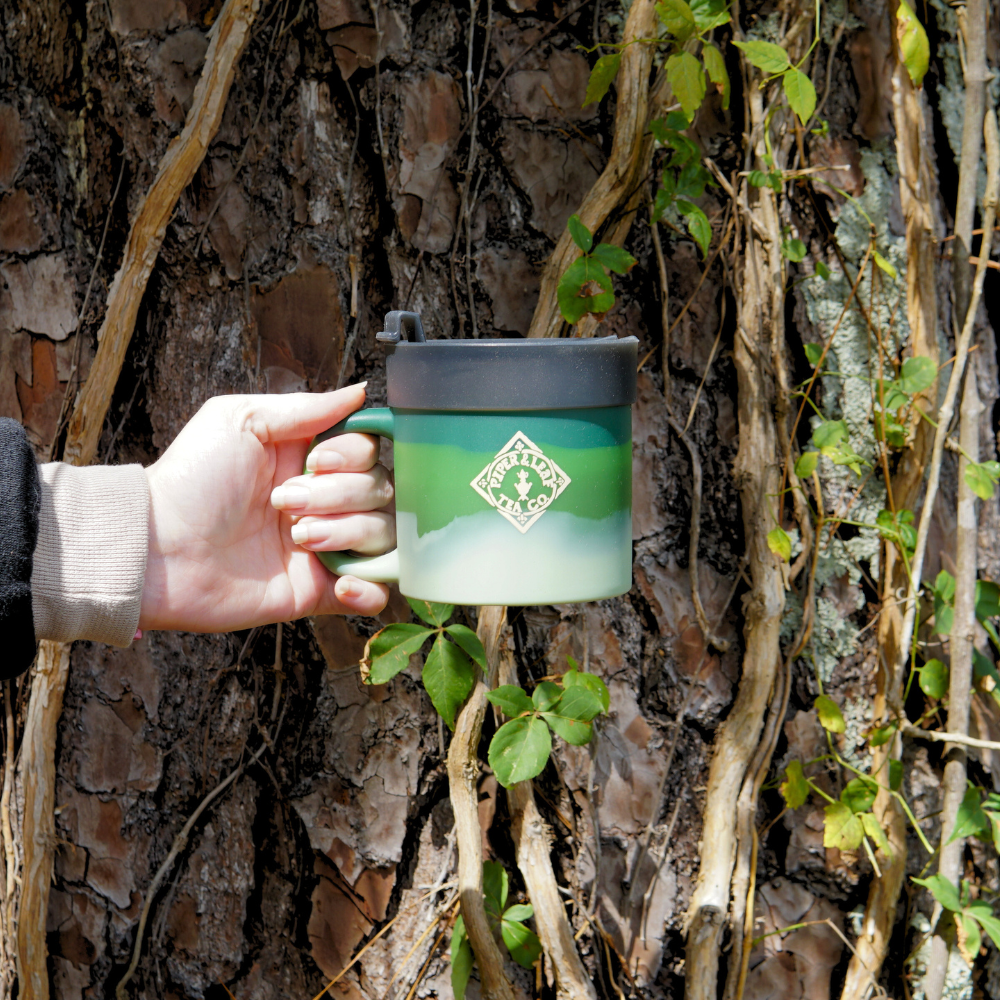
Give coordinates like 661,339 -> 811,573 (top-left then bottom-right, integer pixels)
245,383 -> 368,442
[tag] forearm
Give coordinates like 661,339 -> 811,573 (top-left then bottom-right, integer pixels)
31,463 -> 150,647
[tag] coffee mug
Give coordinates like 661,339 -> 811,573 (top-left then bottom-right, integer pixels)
309,311 -> 637,605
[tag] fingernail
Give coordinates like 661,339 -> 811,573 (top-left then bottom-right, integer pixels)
306,450 -> 344,472
291,522 -> 311,544
271,484 -> 310,509
340,578 -> 361,598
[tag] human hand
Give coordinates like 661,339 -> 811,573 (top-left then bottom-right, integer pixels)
140,385 -> 393,632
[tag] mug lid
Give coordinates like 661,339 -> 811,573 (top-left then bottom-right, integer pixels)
382,322 -> 638,412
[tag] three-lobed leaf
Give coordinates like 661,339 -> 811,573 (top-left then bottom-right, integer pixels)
489,715 -> 553,787
584,53 -> 621,107
365,623 -> 436,685
782,68 -> 816,124
815,694 -> 846,734
422,633 -> 476,729
733,39 -> 790,75
557,255 -> 614,324
666,51 -> 706,120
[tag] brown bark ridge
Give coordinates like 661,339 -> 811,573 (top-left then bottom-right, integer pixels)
526,0 -> 658,340
448,606 -> 515,1000
13,2 -> 259,995
683,69 -> 787,1000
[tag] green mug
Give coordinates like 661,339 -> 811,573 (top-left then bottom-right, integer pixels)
311,312 -> 636,605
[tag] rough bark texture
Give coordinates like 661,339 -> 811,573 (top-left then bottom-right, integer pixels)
2,1 -> 1000,999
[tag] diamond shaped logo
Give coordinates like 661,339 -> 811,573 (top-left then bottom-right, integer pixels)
470,431 -> 571,533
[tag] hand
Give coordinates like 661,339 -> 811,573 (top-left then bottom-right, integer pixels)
140,385 -> 393,632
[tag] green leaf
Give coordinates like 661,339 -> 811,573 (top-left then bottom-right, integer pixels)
503,903 -> 534,922
876,508 -> 917,556
584,53 -> 622,107
487,685 -> 535,718
975,580 -> 1000,622
794,451 -> 819,478
824,800 -> 864,851
489,716 -> 553,787
896,0 -> 929,88
532,681 -> 563,712
747,169 -> 769,187
767,527 -> 792,562
445,623 -> 487,670
676,199 -> 711,256
689,0 -> 730,30
948,785 -> 990,844
591,243 -> 637,275
557,255 -> 615,324
934,571 -> 956,636
812,419 -> 848,448
841,777 -> 878,814
803,342 -> 824,367
912,874 -> 961,913
422,634 -> 476,730
935,604 -> 955,636
974,913 -> 1000,950
815,694 -> 846,734
935,570 -> 955,602
959,912 -> 983,962
872,250 -> 897,279
965,461 -> 999,500
675,160 -> 712,200
897,356 -> 937,395
666,51 -> 707,120
567,214 -> 593,253
483,860 -> 509,919
869,722 -> 896,747
542,687 -> 604,745
889,759 -> 903,791
815,260 -> 831,280
732,39 -> 790,75
365,623 -> 436,684
780,760 -> 809,810
451,916 -> 473,1000
861,812 -> 891,856
563,669 -> 610,713
501,915 -> 543,969
655,0 -> 697,40
782,68 -> 816,124
781,237 -> 807,263
919,658 -> 949,699
407,598 -> 454,627
701,43 -> 730,109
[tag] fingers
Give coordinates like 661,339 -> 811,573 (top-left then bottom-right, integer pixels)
305,432 -> 379,473
239,383 -> 368,443
330,576 -> 390,616
290,511 -> 395,555
270,465 -> 393,514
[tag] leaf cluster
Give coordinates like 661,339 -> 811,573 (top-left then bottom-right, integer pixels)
912,873 -> 1000,964
361,600 -> 486,729
557,215 -> 637,325
732,39 -> 816,124
486,666 -> 610,788
452,862 -> 542,1000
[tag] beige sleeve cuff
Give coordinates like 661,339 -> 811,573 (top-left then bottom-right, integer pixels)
31,463 -> 150,647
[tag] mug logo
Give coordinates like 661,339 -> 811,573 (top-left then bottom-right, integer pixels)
471,431 -> 571,533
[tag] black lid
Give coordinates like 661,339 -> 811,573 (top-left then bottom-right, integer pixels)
377,312 -> 638,411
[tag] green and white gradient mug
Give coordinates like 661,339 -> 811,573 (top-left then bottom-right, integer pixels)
311,311 -> 637,605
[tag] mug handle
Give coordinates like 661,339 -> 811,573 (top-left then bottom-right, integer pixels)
305,407 -> 400,584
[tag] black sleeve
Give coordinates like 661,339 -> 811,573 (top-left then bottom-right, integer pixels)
0,418 -> 40,679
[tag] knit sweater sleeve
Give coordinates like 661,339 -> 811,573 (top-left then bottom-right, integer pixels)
0,418 -> 41,678
31,462 -> 150,647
